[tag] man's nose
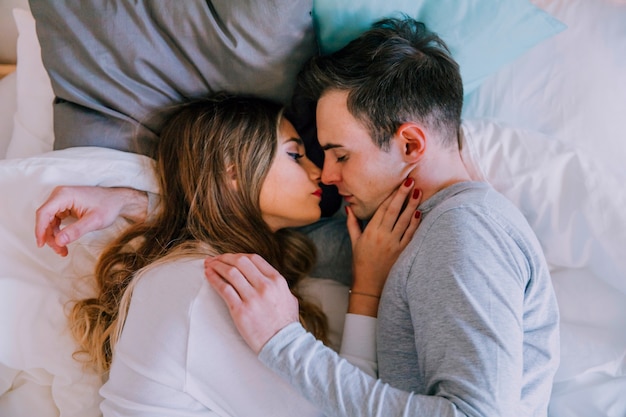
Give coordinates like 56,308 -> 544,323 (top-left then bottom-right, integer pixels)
321,159 -> 340,185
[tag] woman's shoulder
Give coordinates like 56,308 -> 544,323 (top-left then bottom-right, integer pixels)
110,256 -> 215,395
132,256 -> 207,302
120,256 -> 213,334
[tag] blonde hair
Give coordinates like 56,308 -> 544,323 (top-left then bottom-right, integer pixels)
69,94 -> 328,373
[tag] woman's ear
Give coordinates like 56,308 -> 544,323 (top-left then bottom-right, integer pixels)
395,122 -> 426,163
226,165 -> 238,191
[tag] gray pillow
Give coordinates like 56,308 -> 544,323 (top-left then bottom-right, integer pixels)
30,0 -> 318,158
0,0 -> 29,64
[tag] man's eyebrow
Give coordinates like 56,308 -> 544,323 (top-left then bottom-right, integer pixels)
320,143 -> 343,151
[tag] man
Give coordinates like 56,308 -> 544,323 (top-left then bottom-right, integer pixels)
204,17 -> 560,417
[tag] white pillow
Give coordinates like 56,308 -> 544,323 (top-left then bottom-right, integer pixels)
6,8 -> 55,159
0,0 -> 29,64
461,119 -> 626,415
463,0 -> 626,183
0,147 -> 157,417
0,72 -> 17,158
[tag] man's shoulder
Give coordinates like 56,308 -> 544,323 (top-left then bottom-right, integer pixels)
435,181 -> 510,210
430,181 -> 528,231
398,181 -> 539,263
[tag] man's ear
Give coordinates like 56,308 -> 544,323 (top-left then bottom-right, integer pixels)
395,122 -> 426,163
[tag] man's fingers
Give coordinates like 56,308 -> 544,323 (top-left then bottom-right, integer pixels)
34,186 -> 77,242
205,256 -> 266,301
205,254 -> 294,303
244,254 -> 283,283
205,261 -> 244,310
215,253 -> 289,291
40,216 -> 65,255
205,254 -> 299,355
54,212 -> 105,247
35,216 -> 48,247
38,211 -> 105,256
35,204 -> 68,247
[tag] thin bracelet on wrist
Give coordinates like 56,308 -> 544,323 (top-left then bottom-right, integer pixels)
349,289 -> 380,299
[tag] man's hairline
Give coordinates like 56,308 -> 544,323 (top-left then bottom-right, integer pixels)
316,88 -> 386,152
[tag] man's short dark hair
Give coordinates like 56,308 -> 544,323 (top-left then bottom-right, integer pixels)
295,17 -> 463,150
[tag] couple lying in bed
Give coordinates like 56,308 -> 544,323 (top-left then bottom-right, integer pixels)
35,18 -> 560,417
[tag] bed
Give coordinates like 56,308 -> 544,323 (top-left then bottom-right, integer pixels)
0,1 -> 624,416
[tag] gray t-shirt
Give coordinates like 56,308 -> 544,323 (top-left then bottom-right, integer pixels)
378,181 -> 559,416
260,181 -> 560,417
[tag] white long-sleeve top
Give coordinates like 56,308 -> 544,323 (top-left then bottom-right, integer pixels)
100,257 -> 324,417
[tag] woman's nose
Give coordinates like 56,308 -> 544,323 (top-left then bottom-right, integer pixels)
305,158 -> 322,182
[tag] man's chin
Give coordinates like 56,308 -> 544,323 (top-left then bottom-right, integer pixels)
349,204 -> 375,221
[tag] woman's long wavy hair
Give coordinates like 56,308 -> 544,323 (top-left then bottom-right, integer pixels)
69,94 -> 328,373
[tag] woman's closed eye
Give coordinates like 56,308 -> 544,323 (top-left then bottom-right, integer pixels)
287,152 -> 305,162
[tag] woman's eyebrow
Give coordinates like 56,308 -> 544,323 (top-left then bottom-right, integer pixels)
285,137 -> 304,146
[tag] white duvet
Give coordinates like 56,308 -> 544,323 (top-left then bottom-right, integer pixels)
0,148 -> 158,417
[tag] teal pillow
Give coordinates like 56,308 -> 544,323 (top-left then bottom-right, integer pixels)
313,0 -> 566,94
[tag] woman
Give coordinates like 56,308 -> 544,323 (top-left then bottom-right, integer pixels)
37,93 -> 421,416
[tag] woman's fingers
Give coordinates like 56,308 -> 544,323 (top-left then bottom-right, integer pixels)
393,187 -> 422,244
380,178 -> 417,232
367,178 -> 421,243
345,205 -> 363,249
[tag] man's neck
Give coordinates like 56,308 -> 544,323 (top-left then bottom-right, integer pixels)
409,148 -> 472,202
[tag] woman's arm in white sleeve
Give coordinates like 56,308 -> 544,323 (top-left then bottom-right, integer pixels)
339,313 -> 377,377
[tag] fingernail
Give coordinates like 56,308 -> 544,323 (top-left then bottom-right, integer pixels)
414,210 -> 421,219
412,189 -> 421,199
404,177 -> 414,187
